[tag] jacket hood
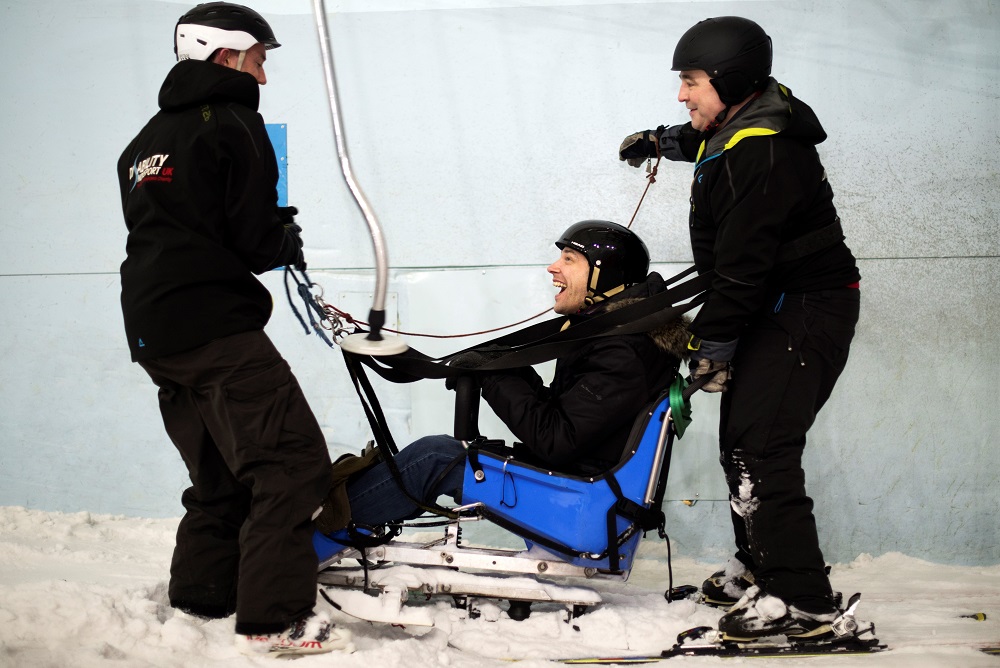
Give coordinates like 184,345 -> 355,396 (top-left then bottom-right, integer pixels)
600,273 -> 692,360
703,78 -> 827,158
158,60 -> 260,112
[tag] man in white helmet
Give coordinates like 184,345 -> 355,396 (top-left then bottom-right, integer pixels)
116,2 -> 349,656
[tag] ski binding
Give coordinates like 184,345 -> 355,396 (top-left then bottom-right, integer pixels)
662,593 -> 887,658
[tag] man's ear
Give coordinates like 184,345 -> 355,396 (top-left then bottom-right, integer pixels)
211,48 -> 233,66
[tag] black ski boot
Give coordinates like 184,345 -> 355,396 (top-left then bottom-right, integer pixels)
701,559 -> 755,608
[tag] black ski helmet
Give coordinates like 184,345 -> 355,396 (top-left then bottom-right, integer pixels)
672,16 -> 772,105
175,2 -> 280,61
555,221 -> 650,303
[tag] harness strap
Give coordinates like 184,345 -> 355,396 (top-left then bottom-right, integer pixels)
284,267 -> 335,346
603,473 -> 625,572
354,270 -> 713,385
341,351 -> 458,520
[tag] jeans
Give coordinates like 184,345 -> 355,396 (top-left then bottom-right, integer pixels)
346,435 -> 467,527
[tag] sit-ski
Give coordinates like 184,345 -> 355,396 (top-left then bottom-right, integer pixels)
312,377 -> 697,626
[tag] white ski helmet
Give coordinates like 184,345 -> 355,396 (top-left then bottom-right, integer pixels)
174,2 -> 280,62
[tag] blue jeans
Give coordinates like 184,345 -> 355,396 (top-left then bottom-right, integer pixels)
345,435 -> 467,527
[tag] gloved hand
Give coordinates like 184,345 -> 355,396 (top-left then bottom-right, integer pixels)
689,358 -> 732,393
278,206 -> 306,270
619,124 -> 701,166
618,128 -> 660,167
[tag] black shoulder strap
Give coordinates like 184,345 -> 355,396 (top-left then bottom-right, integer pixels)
354,268 -> 713,384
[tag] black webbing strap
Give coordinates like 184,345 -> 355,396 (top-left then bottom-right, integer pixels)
353,270 -> 714,385
464,437 -> 506,484
604,497 -> 621,572
600,392 -> 686,570
470,265 -> 700,350
602,474 -> 632,572
284,267 -> 335,347
341,351 -> 458,520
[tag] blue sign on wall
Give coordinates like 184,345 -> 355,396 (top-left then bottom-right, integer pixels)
265,123 -> 288,207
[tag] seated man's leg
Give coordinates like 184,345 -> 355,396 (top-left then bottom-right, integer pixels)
346,435 -> 466,527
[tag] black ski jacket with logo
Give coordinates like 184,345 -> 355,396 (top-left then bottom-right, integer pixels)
117,60 -> 298,361
479,275 -> 690,476
683,79 -> 861,345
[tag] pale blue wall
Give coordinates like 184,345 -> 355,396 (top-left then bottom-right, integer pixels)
0,0 -> 997,566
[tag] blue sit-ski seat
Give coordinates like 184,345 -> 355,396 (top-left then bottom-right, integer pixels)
460,384 -> 683,573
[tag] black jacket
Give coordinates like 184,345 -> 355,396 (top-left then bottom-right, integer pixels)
479,276 -> 689,476
685,79 -> 861,344
117,60 -> 299,361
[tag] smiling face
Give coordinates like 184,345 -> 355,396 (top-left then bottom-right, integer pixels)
677,69 -> 726,131
547,248 -> 591,314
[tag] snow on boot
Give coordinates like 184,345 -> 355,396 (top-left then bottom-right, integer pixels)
235,610 -> 353,656
701,558 -> 755,607
717,586 -> 838,641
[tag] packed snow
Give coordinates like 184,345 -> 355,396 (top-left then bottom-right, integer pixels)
0,506 -> 997,667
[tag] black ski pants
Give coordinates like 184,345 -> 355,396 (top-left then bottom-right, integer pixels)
720,287 -> 859,612
138,330 -> 332,635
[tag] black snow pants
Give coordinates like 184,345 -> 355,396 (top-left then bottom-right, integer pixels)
138,330 -> 332,635
719,287 -> 860,612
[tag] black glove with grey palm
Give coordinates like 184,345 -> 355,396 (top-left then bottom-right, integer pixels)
619,123 -> 701,166
687,336 -> 737,393
277,206 -> 306,271
689,358 -> 732,393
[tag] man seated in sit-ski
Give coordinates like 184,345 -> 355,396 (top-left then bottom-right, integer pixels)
316,221 -> 690,534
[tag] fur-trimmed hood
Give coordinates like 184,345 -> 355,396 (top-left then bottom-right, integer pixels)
604,297 -> 692,360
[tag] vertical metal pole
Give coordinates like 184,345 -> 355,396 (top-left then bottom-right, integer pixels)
312,0 -> 406,354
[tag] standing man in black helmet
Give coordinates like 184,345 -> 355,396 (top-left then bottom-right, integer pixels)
314,221 -> 690,531
116,2 -> 349,656
618,17 -> 862,640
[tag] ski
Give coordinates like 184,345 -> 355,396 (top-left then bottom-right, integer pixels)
546,633 -> 886,664
491,640 -> 1000,664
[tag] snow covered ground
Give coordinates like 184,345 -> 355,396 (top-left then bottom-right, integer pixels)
1,506 -> 997,667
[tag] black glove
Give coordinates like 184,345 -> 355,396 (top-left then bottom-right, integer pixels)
619,124 -> 701,167
689,358 -> 732,393
618,128 -> 660,167
687,335 -> 737,393
277,206 -> 306,270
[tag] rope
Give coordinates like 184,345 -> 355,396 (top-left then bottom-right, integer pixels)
285,148 -> 661,342
626,154 -> 662,229
319,295 -> 553,340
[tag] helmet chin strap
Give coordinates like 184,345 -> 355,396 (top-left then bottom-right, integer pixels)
584,264 -> 628,306
705,106 -> 730,133
584,283 -> 626,307
235,49 -> 247,71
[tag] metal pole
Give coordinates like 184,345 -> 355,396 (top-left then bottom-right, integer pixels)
312,0 -> 406,354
